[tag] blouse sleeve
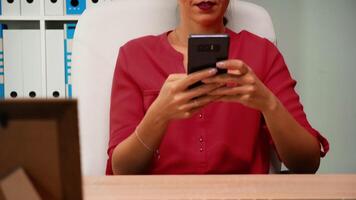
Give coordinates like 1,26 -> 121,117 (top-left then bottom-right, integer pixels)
262,40 -> 329,158
106,47 -> 145,175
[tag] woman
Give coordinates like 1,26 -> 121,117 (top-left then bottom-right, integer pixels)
107,0 -> 329,175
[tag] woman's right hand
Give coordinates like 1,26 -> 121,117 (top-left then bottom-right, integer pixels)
148,68 -> 222,122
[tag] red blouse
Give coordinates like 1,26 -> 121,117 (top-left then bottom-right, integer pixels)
106,29 -> 329,175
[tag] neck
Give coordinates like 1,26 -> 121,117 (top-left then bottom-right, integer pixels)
175,19 -> 225,47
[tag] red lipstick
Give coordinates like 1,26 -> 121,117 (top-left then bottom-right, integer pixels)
196,1 -> 216,11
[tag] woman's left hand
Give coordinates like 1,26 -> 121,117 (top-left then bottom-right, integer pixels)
202,59 -> 279,113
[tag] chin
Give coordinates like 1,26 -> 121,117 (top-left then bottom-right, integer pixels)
193,15 -> 223,26
190,5 -> 225,26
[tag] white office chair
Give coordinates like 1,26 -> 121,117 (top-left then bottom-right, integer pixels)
72,0 -> 279,176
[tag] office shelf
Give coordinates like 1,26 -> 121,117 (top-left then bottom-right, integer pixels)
0,0 -> 82,99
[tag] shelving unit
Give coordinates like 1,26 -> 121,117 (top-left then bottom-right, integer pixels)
0,0 -> 82,99
0,15 -> 80,21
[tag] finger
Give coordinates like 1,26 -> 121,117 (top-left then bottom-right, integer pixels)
228,69 -> 243,76
178,68 -> 218,90
203,73 -> 256,86
180,83 -> 223,101
218,95 -> 241,102
202,73 -> 240,84
216,59 -> 249,75
167,74 -> 187,82
209,85 -> 255,96
178,95 -> 221,111
219,94 -> 251,103
169,83 -> 221,106
190,106 -> 204,116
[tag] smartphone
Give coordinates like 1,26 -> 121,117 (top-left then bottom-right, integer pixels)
187,34 -> 230,89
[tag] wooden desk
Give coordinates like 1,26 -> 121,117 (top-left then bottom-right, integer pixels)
84,175 -> 356,200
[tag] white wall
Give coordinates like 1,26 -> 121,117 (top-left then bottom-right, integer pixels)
246,0 -> 356,173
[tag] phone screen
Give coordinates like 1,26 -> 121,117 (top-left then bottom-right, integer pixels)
187,34 -> 230,88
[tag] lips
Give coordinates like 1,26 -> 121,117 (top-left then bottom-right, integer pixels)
195,1 -> 217,11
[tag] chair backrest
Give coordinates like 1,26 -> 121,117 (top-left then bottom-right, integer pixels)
72,0 -> 277,175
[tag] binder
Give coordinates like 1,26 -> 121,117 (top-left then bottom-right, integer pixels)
44,0 -> 64,16
45,29 -> 65,98
64,23 -> 76,98
21,0 -> 40,16
0,25 -> 4,99
22,30 -> 43,98
3,30 -> 23,99
86,0 -> 105,10
0,56 -> 4,99
1,0 -> 21,16
65,0 -> 86,15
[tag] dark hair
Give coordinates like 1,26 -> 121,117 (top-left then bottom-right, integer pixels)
223,16 -> 228,26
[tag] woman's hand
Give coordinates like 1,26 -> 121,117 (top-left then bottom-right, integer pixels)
149,68 -> 223,122
203,60 -> 279,113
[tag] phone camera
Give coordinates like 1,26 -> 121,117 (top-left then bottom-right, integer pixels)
198,44 -> 220,52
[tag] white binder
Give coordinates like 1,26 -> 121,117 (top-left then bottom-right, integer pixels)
22,30 -> 43,98
1,0 -> 21,16
20,0 -> 40,16
44,0 -> 64,16
45,30 -> 65,98
86,0 -> 106,10
3,30 -> 23,99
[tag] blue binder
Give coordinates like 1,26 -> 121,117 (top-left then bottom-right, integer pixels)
65,0 -> 86,15
64,23 -> 76,98
0,24 -> 5,99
